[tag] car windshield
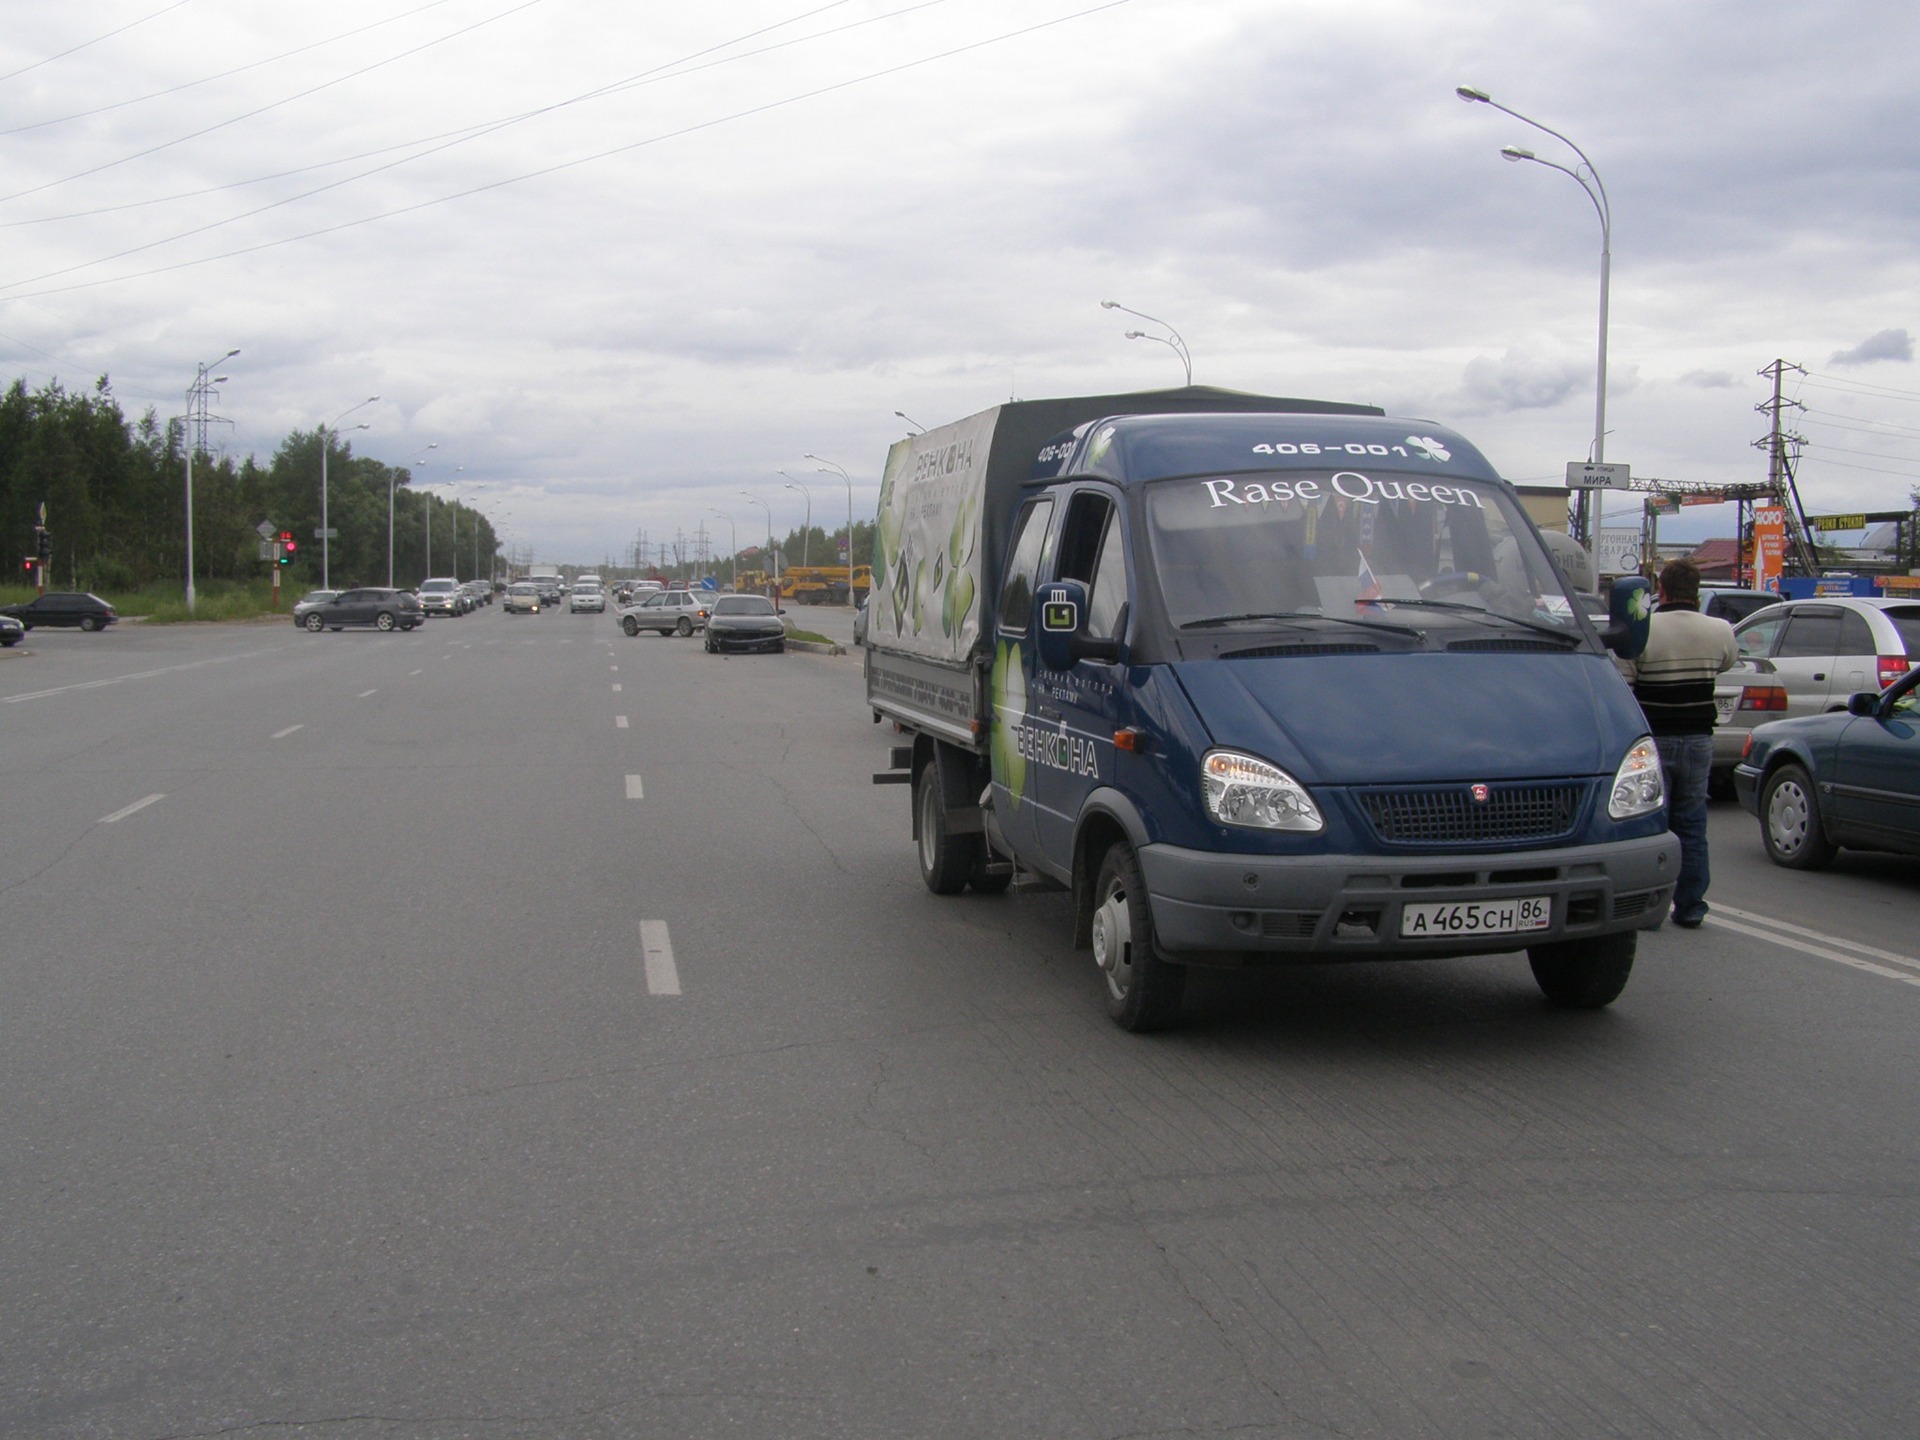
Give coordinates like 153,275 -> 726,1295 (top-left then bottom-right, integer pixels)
1142,469 -> 1586,638
422,580 -> 456,593
714,596 -> 775,615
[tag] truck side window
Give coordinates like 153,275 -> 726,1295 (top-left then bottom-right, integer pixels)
997,498 -> 1054,635
1085,507 -> 1129,641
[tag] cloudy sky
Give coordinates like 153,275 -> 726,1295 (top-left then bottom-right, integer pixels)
3,0 -> 1917,566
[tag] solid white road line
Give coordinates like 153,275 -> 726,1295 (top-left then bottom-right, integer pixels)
640,920 -> 681,995
615,716 -> 629,729
271,724 -> 304,739
625,774 -> 644,800
100,794 -> 165,824
1705,912 -> 1920,990
1711,903 -> 1920,973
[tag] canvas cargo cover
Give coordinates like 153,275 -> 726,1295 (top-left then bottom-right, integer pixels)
865,385 -> 1382,669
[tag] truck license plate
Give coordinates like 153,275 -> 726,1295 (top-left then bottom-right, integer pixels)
1400,896 -> 1551,938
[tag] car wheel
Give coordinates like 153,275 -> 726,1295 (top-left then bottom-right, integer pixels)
915,762 -> 979,896
1528,932 -> 1636,1009
676,616 -> 693,637
304,613 -> 324,632
1761,763 -> 1837,870
772,640 -> 786,653
375,612 -> 396,632
704,636 -> 716,653
1091,840 -> 1186,1032
622,616 -> 639,637
79,616 -> 100,632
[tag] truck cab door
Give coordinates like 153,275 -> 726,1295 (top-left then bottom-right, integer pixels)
1029,489 -> 1130,873
988,496 -> 1056,867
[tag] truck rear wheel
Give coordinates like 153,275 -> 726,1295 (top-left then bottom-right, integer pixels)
1091,841 -> 1185,1032
1527,932 -> 1635,1009
916,764 -> 977,895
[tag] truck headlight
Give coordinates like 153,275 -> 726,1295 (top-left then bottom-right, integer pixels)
1607,735 -> 1665,819
1202,750 -> 1324,832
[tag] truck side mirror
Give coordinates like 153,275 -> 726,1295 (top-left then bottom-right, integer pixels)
1601,576 -> 1652,660
1034,580 -> 1121,670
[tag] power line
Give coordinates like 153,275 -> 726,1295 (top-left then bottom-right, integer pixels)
1798,372 -> 1920,405
0,0 -> 546,207
0,0 -> 196,86
0,0 -> 467,138
0,1 -> 1132,302
0,0 -> 924,287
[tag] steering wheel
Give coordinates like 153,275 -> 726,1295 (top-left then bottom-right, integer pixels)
1417,571 -> 1485,599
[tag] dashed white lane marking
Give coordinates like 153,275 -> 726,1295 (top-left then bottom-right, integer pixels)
612,683 -> 623,693
641,920 -> 681,995
5,648 -> 273,703
615,716 -> 629,729
271,724 -> 304,739
100,794 -> 165,824
1706,904 -> 1920,989
409,668 -> 423,676
625,774 -> 644,800
358,689 -> 377,698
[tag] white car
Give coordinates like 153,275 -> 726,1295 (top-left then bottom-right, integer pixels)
569,583 -> 606,613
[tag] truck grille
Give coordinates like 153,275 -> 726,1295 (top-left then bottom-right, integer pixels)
1355,782 -> 1586,848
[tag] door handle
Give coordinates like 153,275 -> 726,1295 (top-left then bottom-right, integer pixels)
1036,704 -> 1062,720
1813,672 -> 1826,681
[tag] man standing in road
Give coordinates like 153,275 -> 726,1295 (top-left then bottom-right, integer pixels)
1623,558 -> 1740,928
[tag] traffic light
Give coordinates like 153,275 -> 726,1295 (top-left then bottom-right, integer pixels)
34,526 -> 51,561
278,531 -> 295,565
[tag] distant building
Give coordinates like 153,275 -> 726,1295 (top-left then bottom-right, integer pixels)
1686,538 -> 1742,582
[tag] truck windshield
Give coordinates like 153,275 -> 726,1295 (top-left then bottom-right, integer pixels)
1143,469 -> 1586,638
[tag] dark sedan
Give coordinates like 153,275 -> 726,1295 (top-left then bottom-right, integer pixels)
0,591 -> 118,631
703,594 -> 787,653
0,614 -> 24,647
1733,664 -> 1920,868
299,587 -> 424,633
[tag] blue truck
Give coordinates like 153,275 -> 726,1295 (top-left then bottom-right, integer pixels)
865,387 -> 1676,1030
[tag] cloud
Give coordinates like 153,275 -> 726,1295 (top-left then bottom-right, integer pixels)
1829,328 -> 1913,366
1679,370 -> 1739,388
1458,339 -> 1588,412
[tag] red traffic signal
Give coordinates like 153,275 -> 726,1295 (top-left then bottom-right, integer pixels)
278,531 -> 296,565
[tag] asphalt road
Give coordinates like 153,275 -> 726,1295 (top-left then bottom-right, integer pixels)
3,612 -> 1917,1439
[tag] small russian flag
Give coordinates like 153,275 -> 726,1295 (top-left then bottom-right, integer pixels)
1355,551 -> 1383,609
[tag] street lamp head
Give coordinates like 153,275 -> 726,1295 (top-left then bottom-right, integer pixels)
1501,145 -> 1534,163
223,348 -> 241,360
1099,299 -> 1120,309
1455,85 -> 1490,103
1124,330 -> 1146,340
210,376 -> 228,385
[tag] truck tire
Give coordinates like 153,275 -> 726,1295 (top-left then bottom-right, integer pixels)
1760,763 -> 1837,870
916,763 -> 977,895
1527,932 -> 1635,1009
1091,841 -> 1185,1032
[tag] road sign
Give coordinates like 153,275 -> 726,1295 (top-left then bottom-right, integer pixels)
1565,462 -> 1632,490
314,527 -> 338,539
1808,513 -> 1867,532
256,520 -> 277,539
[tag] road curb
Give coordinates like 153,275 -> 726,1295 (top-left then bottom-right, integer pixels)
788,639 -> 845,656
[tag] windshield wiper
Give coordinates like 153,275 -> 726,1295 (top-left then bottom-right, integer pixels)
1374,598 -> 1582,644
1181,610 -> 1426,640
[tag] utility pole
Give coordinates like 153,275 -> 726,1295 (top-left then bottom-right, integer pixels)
1754,359 -> 1820,578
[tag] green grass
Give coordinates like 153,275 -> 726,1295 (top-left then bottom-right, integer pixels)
0,579 -> 297,623
787,628 -> 832,645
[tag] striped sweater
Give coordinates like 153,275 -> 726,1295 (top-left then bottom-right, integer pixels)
1622,603 -> 1741,735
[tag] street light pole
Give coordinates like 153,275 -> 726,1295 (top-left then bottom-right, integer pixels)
1100,299 -> 1192,385
1457,85 -> 1612,563
320,396 -> 378,590
740,491 -> 772,592
393,443 -> 435,587
806,454 -> 856,606
183,349 -> 238,613
778,471 -> 812,567
708,509 -> 737,589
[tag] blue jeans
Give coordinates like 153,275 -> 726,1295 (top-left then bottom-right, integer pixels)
1657,733 -> 1714,918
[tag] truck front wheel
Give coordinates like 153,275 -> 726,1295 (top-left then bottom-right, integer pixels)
916,764 -> 977,895
1527,932 -> 1635,1009
1091,842 -> 1185,1032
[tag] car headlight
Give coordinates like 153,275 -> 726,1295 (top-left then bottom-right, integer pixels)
1607,735 -> 1665,819
1201,750 -> 1324,832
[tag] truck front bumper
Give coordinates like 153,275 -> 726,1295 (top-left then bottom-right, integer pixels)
1138,832 -> 1678,960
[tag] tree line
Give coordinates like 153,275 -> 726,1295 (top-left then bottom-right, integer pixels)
0,376 -> 494,593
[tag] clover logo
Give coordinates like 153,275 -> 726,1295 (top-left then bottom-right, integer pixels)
1406,435 -> 1452,463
